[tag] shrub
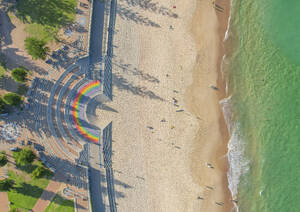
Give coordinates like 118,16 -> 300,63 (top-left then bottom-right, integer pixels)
0,179 -> 14,191
0,153 -> 8,167
25,37 -> 49,60
0,64 -> 6,78
13,147 -> 36,166
32,166 -> 47,179
0,98 -> 6,113
11,67 -> 28,83
2,93 -> 22,106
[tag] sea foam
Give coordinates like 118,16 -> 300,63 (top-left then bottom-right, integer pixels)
220,96 -> 249,212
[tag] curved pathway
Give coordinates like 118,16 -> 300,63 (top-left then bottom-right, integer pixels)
71,80 -> 101,143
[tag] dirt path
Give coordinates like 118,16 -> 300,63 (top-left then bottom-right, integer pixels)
0,192 -> 10,212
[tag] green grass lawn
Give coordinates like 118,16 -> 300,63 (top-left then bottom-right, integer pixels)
16,0 -> 77,42
7,161 -> 53,211
45,194 -> 74,212
25,23 -> 58,43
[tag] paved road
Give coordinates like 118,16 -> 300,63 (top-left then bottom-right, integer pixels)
32,172 -> 63,212
89,0 -> 105,64
89,142 -> 109,211
88,0 -> 117,211
0,192 -> 9,211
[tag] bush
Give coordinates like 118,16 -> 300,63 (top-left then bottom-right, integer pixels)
0,179 -> 14,191
0,98 -> 6,113
25,37 -> 49,60
11,67 -> 28,83
13,147 -> 36,166
32,166 -> 47,179
0,153 -> 8,167
0,64 -> 6,78
2,93 -> 22,106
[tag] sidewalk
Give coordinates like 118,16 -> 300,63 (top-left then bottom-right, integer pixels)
32,172 -> 64,212
0,192 -> 10,212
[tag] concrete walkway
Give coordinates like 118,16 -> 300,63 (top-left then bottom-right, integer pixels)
32,172 -> 63,212
0,192 -> 10,212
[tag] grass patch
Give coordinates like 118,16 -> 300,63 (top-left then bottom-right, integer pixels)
7,161 -> 53,211
16,0 -> 77,42
45,194 -> 74,212
25,23 -> 58,43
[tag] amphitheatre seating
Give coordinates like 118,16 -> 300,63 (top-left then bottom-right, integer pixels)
47,64 -> 81,161
47,62 -> 102,163
55,69 -> 85,151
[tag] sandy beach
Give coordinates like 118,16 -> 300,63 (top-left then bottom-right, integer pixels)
95,0 -> 233,211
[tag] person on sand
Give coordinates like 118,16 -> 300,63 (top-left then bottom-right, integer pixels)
206,162 -> 214,168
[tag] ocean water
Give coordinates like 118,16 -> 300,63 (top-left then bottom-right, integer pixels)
225,0 -> 300,211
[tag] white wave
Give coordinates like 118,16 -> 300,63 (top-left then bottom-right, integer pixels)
220,54 -> 230,96
227,125 -> 249,197
220,96 -> 249,212
224,0 -> 233,41
220,96 -> 233,134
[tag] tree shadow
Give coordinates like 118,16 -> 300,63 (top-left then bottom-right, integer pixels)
0,48 -> 48,75
13,182 -> 45,199
52,194 -> 74,207
117,5 -> 161,28
121,0 -> 179,18
0,7 -> 15,46
112,73 -> 164,101
0,75 -> 20,93
114,60 -> 160,84
15,0 -> 75,28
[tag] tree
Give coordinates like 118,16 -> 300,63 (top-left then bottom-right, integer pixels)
11,67 -> 28,83
25,37 -> 49,60
32,166 -> 47,179
13,147 -> 36,166
2,93 -> 22,106
0,152 -> 8,167
0,98 -> 6,113
0,64 -> 6,78
0,179 -> 14,191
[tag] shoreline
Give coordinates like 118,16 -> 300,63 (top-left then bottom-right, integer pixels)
185,0 -> 233,211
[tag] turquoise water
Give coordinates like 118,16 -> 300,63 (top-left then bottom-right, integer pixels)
227,0 -> 300,211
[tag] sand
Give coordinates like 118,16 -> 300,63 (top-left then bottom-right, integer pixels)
98,0 -> 232,211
